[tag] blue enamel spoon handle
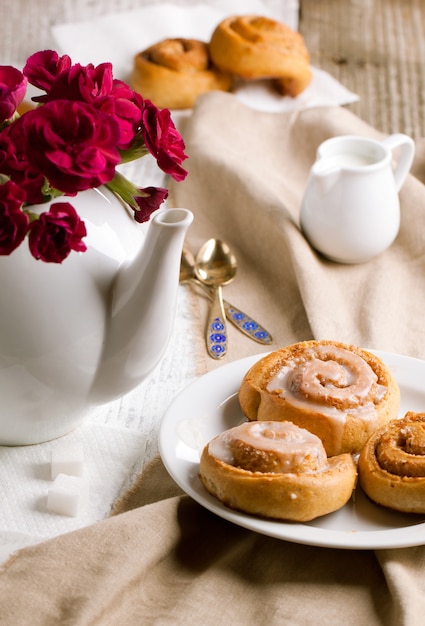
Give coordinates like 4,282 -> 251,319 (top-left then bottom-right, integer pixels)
206,285 -> 227,359
222,300 -> 273,345
183,277 -> 273,346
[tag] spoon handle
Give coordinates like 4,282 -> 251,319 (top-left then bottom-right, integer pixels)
206,285 -> 228,359
222,300 -> 273,345
184,278 -> 273,345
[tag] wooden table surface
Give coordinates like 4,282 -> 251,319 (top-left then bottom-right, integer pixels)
2,0 -> 423,139
300,0 -> 425,139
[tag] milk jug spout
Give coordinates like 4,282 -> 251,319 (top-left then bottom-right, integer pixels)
310,158 -> 342,195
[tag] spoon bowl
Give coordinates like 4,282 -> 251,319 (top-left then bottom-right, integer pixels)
195,239 -> 238,287
180,246 -> 273,346
180,247 -> 197,283
195,239 -> 237,359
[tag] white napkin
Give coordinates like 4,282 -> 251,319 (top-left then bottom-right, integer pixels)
0,284 -> 199,565
51,1 -> 358,114
0,423 -> 145,562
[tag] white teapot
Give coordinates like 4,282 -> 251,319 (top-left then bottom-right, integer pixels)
300,134 -> 415,263
0,187 -> 193,444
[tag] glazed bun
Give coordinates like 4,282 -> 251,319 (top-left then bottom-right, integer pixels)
209,15 -> 312,96
238,340 -> 400,456
199,420 -> 357,521
131,38 -> 233,109
358,412 -> 425,513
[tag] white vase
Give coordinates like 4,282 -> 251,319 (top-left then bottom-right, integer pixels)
0,186 -> 193,445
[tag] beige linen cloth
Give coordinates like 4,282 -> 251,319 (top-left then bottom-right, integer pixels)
2,93 -> 425,625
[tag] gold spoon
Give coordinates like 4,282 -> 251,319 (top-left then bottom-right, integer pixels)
195,239 -> 237,359
180,247 -> 273,346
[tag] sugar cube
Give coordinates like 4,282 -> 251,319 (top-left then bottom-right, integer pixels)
47,473 -> 89,517
51,441 -> 84,479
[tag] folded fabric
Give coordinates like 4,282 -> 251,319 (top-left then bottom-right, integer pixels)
171,92 -> 425,367
0,455 -> 424,625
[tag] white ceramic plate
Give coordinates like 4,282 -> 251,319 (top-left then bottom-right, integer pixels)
159,350 -> 425,550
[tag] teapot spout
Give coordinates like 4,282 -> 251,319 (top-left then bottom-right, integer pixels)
90,207 -> 193,403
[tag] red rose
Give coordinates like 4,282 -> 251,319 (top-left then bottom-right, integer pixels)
133,186 -> 169,223
0,66 -> 28,123
28,202 -> 87,263
0,180 -> 29,255
141,100 -> 188,181
23,50 -> 72,92
28,57 -> 144,151
33,61 -> 113,105
22,99 -> 121,194
49,66 -> 145,151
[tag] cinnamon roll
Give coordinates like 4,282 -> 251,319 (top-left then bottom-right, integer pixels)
209,15 -> 312,96
131,38 -> 233,109
238,340 -> 400,456
358,412 -> 425,513
199,421 -> 357,521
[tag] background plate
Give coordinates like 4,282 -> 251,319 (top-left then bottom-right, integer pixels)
51,3 -> 357,114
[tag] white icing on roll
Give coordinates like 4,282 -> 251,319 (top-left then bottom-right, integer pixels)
208,421 -> 327,474
266,344 -> 387,438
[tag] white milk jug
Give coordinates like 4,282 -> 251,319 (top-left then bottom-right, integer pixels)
300,134 -> 415,263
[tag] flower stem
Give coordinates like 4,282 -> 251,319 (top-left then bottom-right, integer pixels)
105,171 -> 139,209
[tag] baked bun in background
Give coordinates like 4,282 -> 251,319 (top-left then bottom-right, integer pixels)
358,412 -> 425,514
131,38 -> 233,109
199,420 -> 357,522
209,15 -> 312,96
238,340 -> 400,456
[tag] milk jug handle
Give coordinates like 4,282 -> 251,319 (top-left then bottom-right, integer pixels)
381,133 -> 415,192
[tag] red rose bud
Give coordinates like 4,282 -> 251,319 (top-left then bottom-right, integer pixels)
134,187 -> 169,223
